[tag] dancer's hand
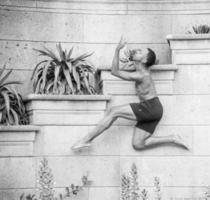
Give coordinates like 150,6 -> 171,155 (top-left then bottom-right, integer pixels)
116,36 -> 127,51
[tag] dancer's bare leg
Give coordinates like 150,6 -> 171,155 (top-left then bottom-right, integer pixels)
71,104 -> 136,150
132,128 -> 189,150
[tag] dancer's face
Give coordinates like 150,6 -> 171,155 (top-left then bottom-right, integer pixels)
130,48 -> 148,63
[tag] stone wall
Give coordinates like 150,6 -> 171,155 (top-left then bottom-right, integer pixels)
1,1 -> 210,200
1,0 -> 210,95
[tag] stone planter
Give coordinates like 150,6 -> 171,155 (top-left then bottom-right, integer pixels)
24,94 -> 111,125
167,34 -> 210,65
0,125 -> 40,156
98,64 -> 178,96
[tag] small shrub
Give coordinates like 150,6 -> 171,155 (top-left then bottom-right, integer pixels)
121,163 -> 162,200
20,158 -> 91,200
154,177 -> 161,200
37,158 -> 55,200
32,44 -> 96,95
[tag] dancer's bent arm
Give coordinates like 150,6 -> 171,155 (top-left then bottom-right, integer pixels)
111,37 -> 142,81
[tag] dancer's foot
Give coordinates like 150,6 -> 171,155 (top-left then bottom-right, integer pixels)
173,135 -> 189,150
71,141 -> 91,151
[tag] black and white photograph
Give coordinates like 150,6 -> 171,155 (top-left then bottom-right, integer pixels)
0,0 -> 210,199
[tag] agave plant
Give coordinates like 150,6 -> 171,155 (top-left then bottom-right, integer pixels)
0,64 -> 28,125
32,44 -> 96,95
187,24 -> 210,34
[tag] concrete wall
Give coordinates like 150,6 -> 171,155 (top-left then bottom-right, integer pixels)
1,0 -> 210,95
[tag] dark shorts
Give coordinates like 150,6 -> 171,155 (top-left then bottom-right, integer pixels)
130,97 -> 163,134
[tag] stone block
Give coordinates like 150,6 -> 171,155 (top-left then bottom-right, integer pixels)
100,66 -> 176,81
89,187 -> 119,200
0,157 -> 36,188
101,80 -> 173,95
124,15 -> 172,43
120,156 -> 210,187
37,0 -> 127,12
41,156 -> 120,187
83,14 -> 171,43
167,34 -> 210,65
173,49 -> 210,65
29,110 -> 105,125
99,66 -> 177,95
193,126 -> 210,156
26,94 -> 110,125
0,10 -> 84,42
83,15 -> 126,43
0,0 -> 36,7
173,65 -> 210,94
0,189 -> 35,200
0,126 -> 39,156
38,125 -> 120,156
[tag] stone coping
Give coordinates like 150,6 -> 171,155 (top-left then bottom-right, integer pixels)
24,94 -> 111,102
0,125 -> 40,132
98,64 -> 178,72
167,34 -> 210,41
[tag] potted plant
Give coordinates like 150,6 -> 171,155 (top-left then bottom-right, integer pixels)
0,64 -> 39,156
0,65 -> 28,125
25,44 -> 110,125
167,24 -> 210,65
31,43 -> 96,95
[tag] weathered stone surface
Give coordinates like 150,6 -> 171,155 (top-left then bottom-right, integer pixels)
102,80 -> 174,95
173,65 -> 210,94
0,10 -> 84,42
109,95 -> 210,125
172,50 -> 210,65
0,126 -> 39,156
193,126 -> 210,155
37,0 -> 127,12
83,14 -> 171,43
120,156 -> 210,186
29,110 -> 105,125
100,66 -> 177,95
100,65 -> 177,81
0,189 -> 36,200
0,157 -> 35,188
167,35 -> 210,64
26,95 -> 110,125
38,125 -> 120,156
89,187 -> 120,200
41,156 -> 120,187
0,0 -> 36,7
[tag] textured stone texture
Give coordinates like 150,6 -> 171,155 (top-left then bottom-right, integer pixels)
41,156 -> 120,187
1,1 -> 210,199
0,157 -> 36,188
0,126 -> 39,156
120,156 -> 210,187
26,95 -> 109,125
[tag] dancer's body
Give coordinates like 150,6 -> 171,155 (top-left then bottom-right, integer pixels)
72,37 -> 189,151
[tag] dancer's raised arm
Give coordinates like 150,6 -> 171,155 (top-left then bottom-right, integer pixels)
111,37 -> 126,75
111,37 -> 141,81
